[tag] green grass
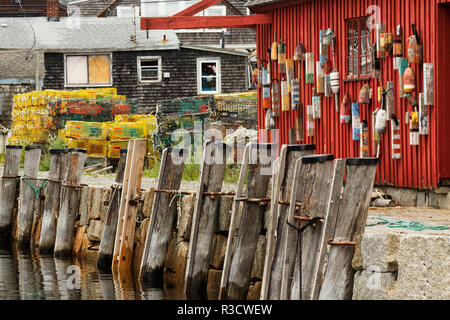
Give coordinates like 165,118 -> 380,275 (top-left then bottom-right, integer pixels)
142,162 -> 240,183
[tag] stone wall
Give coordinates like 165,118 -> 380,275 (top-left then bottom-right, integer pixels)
352,233 -> 450,300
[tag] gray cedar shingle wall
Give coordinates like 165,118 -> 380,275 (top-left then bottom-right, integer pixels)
0,84 -> 35,128
43,48 -> 248,112
74,0 -> 140,17
176,0 -> 256,46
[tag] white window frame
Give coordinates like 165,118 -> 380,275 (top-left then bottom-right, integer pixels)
137,56 -> 162,84
197,57 -> 221,95
117,5 -> 140,17
64,53 -> 113,87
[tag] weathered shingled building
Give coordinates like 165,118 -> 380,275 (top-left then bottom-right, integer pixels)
0,16 -> 251,126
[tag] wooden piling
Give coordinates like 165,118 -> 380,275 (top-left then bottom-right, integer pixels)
281,154 -> 334,300
15,145 -> 42,249
220,143 -> 274,300
97,149 -> 127,273
39,149 -> 69,254
184,141 -> 229,299
54,148 -> 87,258
139,147 -> 187,286
318,158 -> 379,300
260,144 -> 315,300
111,140 -> 146,275
0,145 -> 22,242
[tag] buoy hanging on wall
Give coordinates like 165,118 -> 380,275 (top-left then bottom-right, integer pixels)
386,82 -> 395,119
278,41 -> 286,74
265,108 -> 276,130
271,79 -> 280,116
307,104 -> 314,137
403,67 -> 416,93
281,80 -> 290,112
352,102 -> 361,141
410,108 -> 420,146
312,95 -> 321,119
359,84 -> 371,105
398,58 -> 409,97
340,93 -> 351,124
408,24 -> 423,64
316,61 -> 325,93
330,71 -> 340,112
423,63 -> 434,105
391,115 -> 401,160
360,120 -> 369,157
291,79 -> 300,110
286,59 -> 294,91
419,93 -> 429,135
305,53 -> 314,84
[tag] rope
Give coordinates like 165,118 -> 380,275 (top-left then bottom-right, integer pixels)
366,216 -> 449,231
22,178 -> 48,199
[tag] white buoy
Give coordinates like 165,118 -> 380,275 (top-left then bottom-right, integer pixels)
330,71 -> 340,112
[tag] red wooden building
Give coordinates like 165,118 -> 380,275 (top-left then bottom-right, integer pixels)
141,0 -> 450,190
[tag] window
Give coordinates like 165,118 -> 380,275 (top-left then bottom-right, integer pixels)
65,54 -> 112,86
117,6 -> 140,17
346,17 -> 371,79
138,56 -> 162,83
197,58 -> 221,94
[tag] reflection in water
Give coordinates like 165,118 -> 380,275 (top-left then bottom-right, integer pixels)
0,244 -> 185,300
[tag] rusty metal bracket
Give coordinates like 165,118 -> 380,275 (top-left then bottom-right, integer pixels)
327,239 -> 356,246
154,189 -> 194,198
203,191 -> 236,199
128,195 -> 143,206
61,183 -> 88,189
293,215 -> 323,223
235,197 -> 271,207
279,200 -> 302,211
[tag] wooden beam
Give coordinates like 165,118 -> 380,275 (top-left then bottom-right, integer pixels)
140,14 -> 272,30
174,0 -> 223,17
97,0 -> 125,17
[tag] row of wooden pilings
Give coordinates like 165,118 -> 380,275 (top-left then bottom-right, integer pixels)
0,139 -> 379,300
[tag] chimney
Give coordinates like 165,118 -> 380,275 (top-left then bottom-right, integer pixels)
47,0 -> 60,21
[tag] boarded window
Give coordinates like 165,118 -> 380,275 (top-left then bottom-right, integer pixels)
138,56 -> 161,83
65,54 -> 111,86
346,17 -> 371,79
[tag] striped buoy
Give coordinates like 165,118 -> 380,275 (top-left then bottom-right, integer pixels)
391,119 -> 401,159
291,79 -> 300,110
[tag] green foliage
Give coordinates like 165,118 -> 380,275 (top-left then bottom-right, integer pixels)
182,163 -> 200,181
142,163 -> 161,179
0,153 -> 5,165
49,136 -> 68,149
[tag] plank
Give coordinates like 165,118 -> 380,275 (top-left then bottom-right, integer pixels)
318,158 -> 379,300
218,143 -> 250,300
221,143 -> 275,300
0,145 -> 22,242
139,147 -> 187,286
97,149 -> 127,273
113,139 -> 146,275
283,155 -> 334,300
15,145 -> 42,249
184,141 -> 229,299
39,149 -> 69,254
260,144 -> 315,300
140,14 -> 273,30
54,148 -> 87,258
310,159 -> 346,300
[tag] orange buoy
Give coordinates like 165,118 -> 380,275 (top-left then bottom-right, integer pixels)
403,67 -> 416,93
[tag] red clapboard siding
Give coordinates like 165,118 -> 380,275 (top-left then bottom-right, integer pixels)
255,0 -> 450,189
